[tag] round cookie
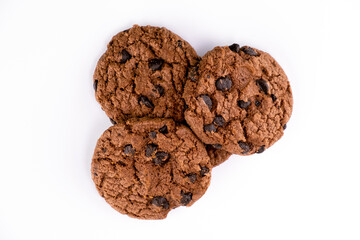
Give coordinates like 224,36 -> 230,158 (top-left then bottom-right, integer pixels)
91,118 -> 211,219
93,25 -> 199,124
206,145 -> 232,167
183,45 -> 293,155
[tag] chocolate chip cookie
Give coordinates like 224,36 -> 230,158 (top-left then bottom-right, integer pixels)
183,45 -> 293,155
91,118 -> 211,219
93,25 -> 199,124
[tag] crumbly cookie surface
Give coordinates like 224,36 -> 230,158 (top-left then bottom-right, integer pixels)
184,45 -> 293,155
91,118 -> 211,219
94,25 -> 199,124
206,145 -> 232,167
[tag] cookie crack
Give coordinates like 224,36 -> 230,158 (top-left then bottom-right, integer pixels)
132,161 -> 142,185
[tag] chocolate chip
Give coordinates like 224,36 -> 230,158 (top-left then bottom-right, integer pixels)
200,166 -> 209,177
255,100 -> 261,107
180,191 -> 193,206
256,79 -> 269,94
151,196 -> 169,209
139,95 -> 154,108
188,66 -> 198,82
238,100 -> 251,109
204,124 -> 216,133
271,94 -> 277,102
124,144 -> 134,155
102,148 -> 107,153
283,124 -> 287,130
120,49 -> 132,63
116,160 -> 126,166
256,145 -> 265,154
186,173 -> 197,183
242,47 -> 258,56
154,85 -> 164,96
94,172 -> 98,176
229,43 -> 240,53
159,125 -> 168,134
149,131 -> 157,139
177,40 -> 182,48
213,116 -> 225,127
189,74 -> 196,82
153,151 -> 169,165
109,118 -> 117,125
93,80 -> 98,91
212,144 -> 222,149
145,144 -> 158,157
200,95 -> 212,110
238,141 -> 250,154
148,59 -> 164,71
216,76 -> 232,91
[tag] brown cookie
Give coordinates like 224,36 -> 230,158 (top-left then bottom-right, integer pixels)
91,118 -> 211,219
93,25 -> 199,124
183,45 -> 293,155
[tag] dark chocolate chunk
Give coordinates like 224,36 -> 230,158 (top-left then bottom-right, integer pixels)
229,43 -> 240,53
180,191 -> 193,206
153,151 -> 169,165
271,94 -> 277,102
238,141 -> 250,154
120,49 -> 132,63
149,131 -> 157,139
238,100 -> 251,109
213,116 -> 225,127
151,196 -> 169,209
116,160 -> 126,166
155,85 -> 164,96
212,144 -> 222,149
124,144 -> 134,155
102,148 -> 107,153
256,79 -> 269,94
189,74 -> 196,82
145,144 -> 158,157
256,145 -> 265,154
186,173 -> 197,183
93,80 -> 98,91
188,66 -> 198,82
255,100 -> 261,107
242,47 -> 258,56
204,124 -> 216,133
283,124 -> 287,130
139,95 -> 154,108
159,125 -> 168,134
177,40 -> 182,48
93,172 -> 98,176
200,166 -> 209,177
200,95 -> 212,110
148,59 -> 164,71
109,118 -> 117,125
216,76 -> 232,91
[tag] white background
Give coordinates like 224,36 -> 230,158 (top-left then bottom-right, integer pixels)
1,0 -> 359,239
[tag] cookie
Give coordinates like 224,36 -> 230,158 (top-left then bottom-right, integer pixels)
183,45 -> 293,155
91,118 -> 211,219
93,25 -> 199,124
